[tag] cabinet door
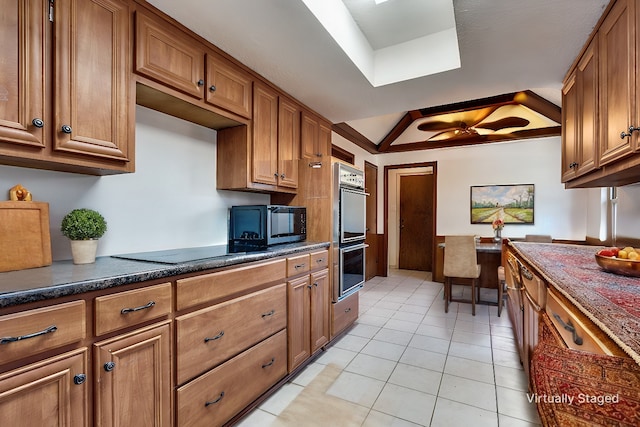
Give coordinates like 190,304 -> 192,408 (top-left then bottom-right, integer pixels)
561,72 -> 578,182
0,0 -> 46,151
0,348 -> 88,427
522,290 -> 540,383
205,52 -> 252,118
287,275 -> 311,371
310,269 -> 330,353
54,0 -> 130,162
301,111 -> 331,160
252,82 -> 279,186
576,37 -> 599,177
94,322 -> 171,427
135,11 -> 205,99
599,0 -> 638,165
277,97 -> 300,189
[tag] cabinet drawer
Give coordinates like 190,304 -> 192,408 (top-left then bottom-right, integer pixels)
332,292 -> 358,338
176,329 -> 287,427
546,288 -> 623,356
310,250 -> 329,270
287,253 -> 310,277
0,300 -> 85,365
520,261 -> 546,308
176,258 -> 286,310
176,284 -> 286,384
94,282 -> 172,336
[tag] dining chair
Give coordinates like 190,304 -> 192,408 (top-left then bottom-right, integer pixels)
444,235 -> 482,315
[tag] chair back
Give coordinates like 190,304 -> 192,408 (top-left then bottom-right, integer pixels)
443,235 -> 479,278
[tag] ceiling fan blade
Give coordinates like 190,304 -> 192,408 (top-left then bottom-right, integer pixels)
428,128 -> 478,141
417,121 -> 460,132
476,117 -> 530,131
417,106 -> 499,132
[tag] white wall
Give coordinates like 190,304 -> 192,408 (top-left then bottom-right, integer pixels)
0,106 -> 269,260
334,134 -> 590,241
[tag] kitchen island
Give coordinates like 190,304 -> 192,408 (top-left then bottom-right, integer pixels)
507,242 -> 640,427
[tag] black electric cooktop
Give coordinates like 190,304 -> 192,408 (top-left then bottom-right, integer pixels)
112,245 -> 235,265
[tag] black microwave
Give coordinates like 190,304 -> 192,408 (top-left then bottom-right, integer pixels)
228,205 -> 306,252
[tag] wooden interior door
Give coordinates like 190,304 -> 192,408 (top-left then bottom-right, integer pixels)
398,174 -> 434,271
365,161 -> 378,280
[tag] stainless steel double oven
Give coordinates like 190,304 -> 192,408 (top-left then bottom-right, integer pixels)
333,163 -> 367,301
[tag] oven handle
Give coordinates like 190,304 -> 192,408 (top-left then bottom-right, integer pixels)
340,187 -> 369,197
340,243 -> 369,253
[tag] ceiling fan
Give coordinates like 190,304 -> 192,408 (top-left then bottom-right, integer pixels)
417,107 -> 530,141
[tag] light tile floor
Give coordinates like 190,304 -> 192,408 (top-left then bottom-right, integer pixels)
238,269 -> 541,426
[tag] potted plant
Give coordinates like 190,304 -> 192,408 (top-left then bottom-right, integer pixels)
61,208 -> 107,264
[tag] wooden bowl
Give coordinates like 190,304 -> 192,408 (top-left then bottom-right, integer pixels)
595,254 -> 640,277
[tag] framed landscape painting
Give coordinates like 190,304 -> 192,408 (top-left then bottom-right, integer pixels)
470,184 -> 535,224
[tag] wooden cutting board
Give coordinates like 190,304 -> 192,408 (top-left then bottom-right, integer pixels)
0,201 -> 52,272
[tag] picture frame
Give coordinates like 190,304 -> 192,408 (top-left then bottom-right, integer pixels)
470,184 -> 535,224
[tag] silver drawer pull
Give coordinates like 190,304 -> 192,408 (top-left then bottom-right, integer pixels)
294,263 -> 306,270
261,310 -> 275,318
521,265 -> 533,281
0,325 -> 57,344
204,331 -> 225,343
552,312 -> 583,345
120,301 -> 155,314
345,308 -> 351,313
205,392 -> 224,407
261,357 -> 275,368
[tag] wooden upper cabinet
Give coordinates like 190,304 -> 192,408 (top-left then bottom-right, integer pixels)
252,82 -> 279,186
54,0 -> 131,163
206,52 -> 253,118
135,10 -> 205,99
251,82 -> 300,191
0,0 -> 47,152
301,110 -> 331,160
277,96 -> 300,189
598,0 -> 638,165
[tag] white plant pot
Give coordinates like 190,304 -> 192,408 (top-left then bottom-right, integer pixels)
70,239 -> 99,264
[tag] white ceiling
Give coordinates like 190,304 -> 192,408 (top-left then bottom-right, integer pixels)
146,0 -> 609,144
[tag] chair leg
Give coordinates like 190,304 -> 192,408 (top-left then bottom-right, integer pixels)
498,280 -> 504,317
471,279 -> 476,316
444,277 -> 449,313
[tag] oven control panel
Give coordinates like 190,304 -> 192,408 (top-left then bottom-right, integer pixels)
337,164 -> 365,189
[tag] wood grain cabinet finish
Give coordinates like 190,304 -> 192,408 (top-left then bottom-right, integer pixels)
175,283 -> 287,384
0,0 -> 132,174
562,0 -> 640,187
0,300 -> 85,365
176,329 -> 287,427
135,10 -> 206,98
287,253 -> 310,277
94,282 -> 172,336
310,249 -> 329,270
331,291 -> 359,339
135,10 -> 253,119
287,268 -> 329,371
94,321 -> 171,427
206,52 -> 253,118
598,0 -> 638,165
0,348 -> 88,427
0,0 -> 47,151
301,110 -> 331,160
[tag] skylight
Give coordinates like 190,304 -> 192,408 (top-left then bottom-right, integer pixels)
300,0 -> 461,87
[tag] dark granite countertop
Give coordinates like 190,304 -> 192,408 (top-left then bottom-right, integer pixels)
0,241 -> 329,309
510,242 -> 640,364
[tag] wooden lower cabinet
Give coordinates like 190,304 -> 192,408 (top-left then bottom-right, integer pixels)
331,291 -> 359,339
287,268 -> 330,372
176,329 -> 287,427
0,348 -> 88,427
94,321 -> 171,427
